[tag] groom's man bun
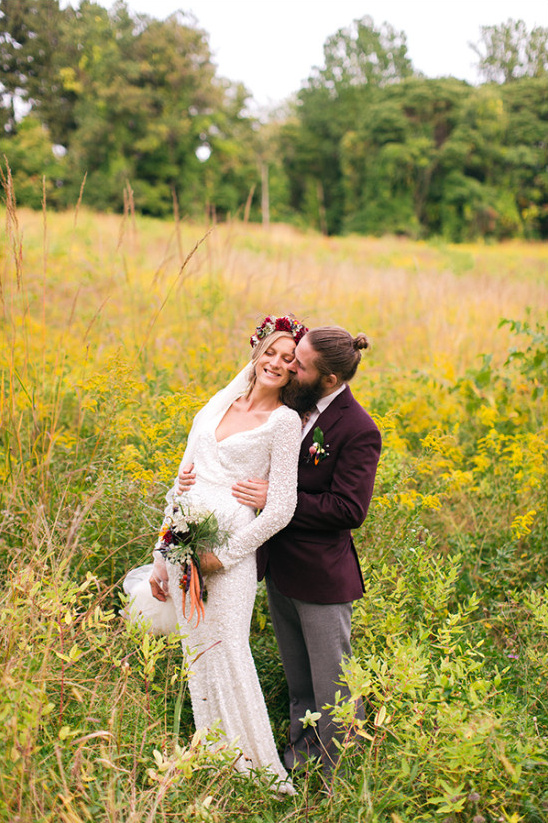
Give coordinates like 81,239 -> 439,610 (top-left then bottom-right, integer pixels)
306,326 -> 371,383
352,332 -> 370,351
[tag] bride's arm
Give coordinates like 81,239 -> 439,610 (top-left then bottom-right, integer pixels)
215,408 -> 301,569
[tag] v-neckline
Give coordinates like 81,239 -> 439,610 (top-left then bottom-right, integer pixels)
214,404 -> 281,444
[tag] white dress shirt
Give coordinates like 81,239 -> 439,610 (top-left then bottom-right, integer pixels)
301,383 -> 347,440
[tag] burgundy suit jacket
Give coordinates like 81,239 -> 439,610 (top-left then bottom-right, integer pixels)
257,386 -> 382,603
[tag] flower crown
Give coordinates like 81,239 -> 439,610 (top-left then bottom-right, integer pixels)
250,315 -> 308,348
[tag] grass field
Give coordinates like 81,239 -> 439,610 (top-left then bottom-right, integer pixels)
1,201 -> 548,821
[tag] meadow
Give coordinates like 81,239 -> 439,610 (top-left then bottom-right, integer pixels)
1,193 -> 548,822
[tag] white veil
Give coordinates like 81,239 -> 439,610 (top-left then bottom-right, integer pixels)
177,361 -> 254,472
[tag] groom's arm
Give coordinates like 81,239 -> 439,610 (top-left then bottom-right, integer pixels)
235,427 -> 381,529
178,465 -> 268,510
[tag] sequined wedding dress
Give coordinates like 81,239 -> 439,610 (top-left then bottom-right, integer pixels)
160,368 -> 301,792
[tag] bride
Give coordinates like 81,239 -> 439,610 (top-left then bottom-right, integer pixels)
145,316 -> 306,792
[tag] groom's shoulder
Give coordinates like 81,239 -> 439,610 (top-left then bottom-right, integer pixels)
341,388 -> 380,436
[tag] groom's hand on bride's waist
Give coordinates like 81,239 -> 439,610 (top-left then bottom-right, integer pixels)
177,463 -> 196,494
232,478 -> 268,511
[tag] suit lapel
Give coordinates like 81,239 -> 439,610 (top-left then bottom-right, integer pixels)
314,385 -> 351,436
300,386 -> 352,456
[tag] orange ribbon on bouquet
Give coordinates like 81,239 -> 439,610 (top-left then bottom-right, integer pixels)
180,558 -> 206,626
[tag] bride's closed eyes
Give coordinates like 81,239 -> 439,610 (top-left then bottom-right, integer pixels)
265,348 -> 295,364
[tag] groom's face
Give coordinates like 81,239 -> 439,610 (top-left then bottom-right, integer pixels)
293,337 -> 322,388
282,336 -> 327,414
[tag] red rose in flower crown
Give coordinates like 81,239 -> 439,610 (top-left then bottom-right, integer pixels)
250,314 -> 308,348
275,317 -> 291,332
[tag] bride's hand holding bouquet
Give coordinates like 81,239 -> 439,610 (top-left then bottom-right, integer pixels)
154,498 -> 225,626
149,558 -> 169,602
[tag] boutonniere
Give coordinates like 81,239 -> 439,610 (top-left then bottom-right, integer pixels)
308,426 -> 329,465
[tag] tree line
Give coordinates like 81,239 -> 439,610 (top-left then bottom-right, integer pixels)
1,2 -> 547,241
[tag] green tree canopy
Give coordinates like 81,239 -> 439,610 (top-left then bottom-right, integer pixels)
283,16 -> 416,234
471,18 -> 548,83
309,14 -> 414,94
0,0 -> 259,216
1,7 -> 547,240
0,0 -> 66,134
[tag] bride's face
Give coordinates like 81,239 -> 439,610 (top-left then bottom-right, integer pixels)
255,336 -> 296,391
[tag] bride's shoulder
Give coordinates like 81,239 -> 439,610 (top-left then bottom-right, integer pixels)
275,405 -> 301,427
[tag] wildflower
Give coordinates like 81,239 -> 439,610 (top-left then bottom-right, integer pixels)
510,509 -> 536,540
299,709 -> 321,728
420,493 -> 443,510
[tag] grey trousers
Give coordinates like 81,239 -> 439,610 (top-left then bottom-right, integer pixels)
265,573 -> 363,774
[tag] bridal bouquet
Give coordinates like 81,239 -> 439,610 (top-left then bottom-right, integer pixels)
157,498 -> 224,626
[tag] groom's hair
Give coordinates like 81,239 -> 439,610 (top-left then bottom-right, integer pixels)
307,326 -> 370,383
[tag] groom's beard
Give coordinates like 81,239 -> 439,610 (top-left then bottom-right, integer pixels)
283,375 -> 325,416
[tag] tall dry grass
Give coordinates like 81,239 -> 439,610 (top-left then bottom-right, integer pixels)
3,206 -> 547,379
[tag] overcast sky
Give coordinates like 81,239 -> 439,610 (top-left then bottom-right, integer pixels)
97,0 -> 548,109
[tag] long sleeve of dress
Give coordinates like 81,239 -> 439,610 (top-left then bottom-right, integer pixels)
215,407 -> 301,570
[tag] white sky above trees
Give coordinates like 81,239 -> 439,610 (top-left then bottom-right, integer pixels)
96,0 -> 548,111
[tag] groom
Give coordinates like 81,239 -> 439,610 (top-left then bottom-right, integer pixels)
234,326 -> 382,776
